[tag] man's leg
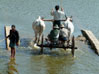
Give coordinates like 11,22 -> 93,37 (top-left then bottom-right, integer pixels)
58,21 -> 61,28
13,48 -> 16,58
11,48 -> 13,58
53,21 -> 61,28
11,47 -> 15,58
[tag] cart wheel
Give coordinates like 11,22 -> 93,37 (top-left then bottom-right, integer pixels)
71,36 -> 75,57
40,35 -> 44,54
50,43 -> 52,50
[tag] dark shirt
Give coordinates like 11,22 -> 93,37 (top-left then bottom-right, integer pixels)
8,30 -> 19,43
49,29 -> 59,41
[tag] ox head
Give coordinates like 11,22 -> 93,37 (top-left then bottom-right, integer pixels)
64,16 -> 74,36
64,16 -> 73,25
33,16 -> 42,26
32,16 -> 45,30
67,16 -> 73,22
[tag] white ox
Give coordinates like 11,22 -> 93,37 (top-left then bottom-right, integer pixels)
32,16 -> 45,43
64,16 -> 74,39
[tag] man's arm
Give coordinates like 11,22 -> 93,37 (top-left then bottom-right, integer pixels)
61,7 -> 64,11
6,30 -> 11,38
60,7 -> 65,15
16,31 -> 19,43
15,30 -> 19,46
50,8 -> 54,16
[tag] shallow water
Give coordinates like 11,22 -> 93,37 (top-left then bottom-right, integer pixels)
0,41 -> 99,74
0,0 -> 99,74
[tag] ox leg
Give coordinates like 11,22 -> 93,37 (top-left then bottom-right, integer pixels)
38,33 -> 42,44
67,30 -> 71,46
34,33 -> 37,43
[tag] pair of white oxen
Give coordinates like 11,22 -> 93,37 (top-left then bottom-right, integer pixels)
32,16 -> 74,43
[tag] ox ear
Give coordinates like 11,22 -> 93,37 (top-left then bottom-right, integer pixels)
70,16 -> 73,22
65,17 -> 67,20
38,16 -> 41,18
70,16 -> 73,18
65,15 -> 67,20
41,17 -> 44,20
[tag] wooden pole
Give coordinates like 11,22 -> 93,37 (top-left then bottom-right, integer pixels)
42,19 -> 66,22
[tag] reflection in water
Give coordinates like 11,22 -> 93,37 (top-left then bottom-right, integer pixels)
45,55 -> 75,74
8,58 -> 19,74
30,52 -> 75,74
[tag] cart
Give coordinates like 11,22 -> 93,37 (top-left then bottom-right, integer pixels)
37,35 -> 77,57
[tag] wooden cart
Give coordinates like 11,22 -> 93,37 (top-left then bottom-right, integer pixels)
37,35 -> 77,57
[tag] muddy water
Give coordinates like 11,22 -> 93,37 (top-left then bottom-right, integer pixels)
0,41 -> 99,74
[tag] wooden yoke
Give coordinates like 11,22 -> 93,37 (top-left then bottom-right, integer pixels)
42,19 -> 66,22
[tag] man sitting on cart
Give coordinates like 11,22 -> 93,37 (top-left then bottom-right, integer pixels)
59,24 -> 69,45
48,25 -> 59,44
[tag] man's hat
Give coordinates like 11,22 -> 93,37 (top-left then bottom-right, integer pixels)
60,24 -> 65,28
53,25 -> 59,29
